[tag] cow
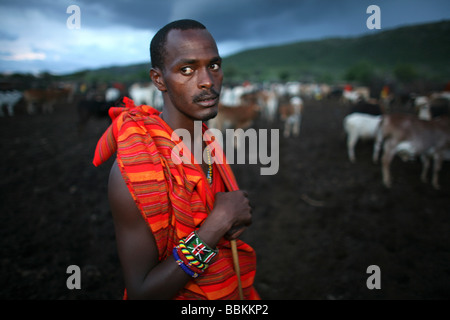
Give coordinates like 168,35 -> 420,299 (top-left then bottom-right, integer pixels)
415,96 -> 432,120
415,95 -> 450,121
129,82 -> 163,110
373,113 -> 450,189
341,86 -> 370,105
0,90 -> 22,116
258,87 -> 279,124
208,91 -> 261,149
219,83 -> 257,107
343,112 -> 382,162
209,91 -> 261,131
279,96 -> 303,138
220,85 -> 245,106
23,87 -> 71,114
105,87 -> 121,103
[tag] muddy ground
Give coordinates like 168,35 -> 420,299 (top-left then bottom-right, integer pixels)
1,95 -> 449,300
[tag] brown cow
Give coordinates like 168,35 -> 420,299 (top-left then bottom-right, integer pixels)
207,91 -> 261,149
208,91 -> 261,131
373,113 -> 450,189
23,87 -> 72,114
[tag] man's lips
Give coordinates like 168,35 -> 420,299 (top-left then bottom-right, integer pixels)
195,96 -> 219,107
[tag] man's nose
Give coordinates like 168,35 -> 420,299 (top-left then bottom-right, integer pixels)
197,68 -> 213,89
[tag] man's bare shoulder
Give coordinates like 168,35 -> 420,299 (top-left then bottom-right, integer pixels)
108,159 -> 140,223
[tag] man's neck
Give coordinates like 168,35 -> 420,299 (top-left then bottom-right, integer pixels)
160,109 -> 206,166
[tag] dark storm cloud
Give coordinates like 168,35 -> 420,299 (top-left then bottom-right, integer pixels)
7,0 -> 450,36
74,0 -> 171,30
194,0 -> 347,40
1,0 -> 449,74
70,0 -> 450,47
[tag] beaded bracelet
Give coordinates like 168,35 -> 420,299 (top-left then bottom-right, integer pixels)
172,231 -> 219,278
173,247 -> 199,278
184,231 -> 218,265
176,243 -> 207,274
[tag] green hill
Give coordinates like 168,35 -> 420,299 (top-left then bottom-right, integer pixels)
222,20 -> 450,84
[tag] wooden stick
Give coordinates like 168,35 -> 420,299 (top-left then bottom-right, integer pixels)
230,239 -> 244,300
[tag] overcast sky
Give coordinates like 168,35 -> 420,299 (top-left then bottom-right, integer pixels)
1,0 -> 449,75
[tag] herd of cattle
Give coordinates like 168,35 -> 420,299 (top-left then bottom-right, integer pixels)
1,80 -> 449,189
343,91 -> 450,190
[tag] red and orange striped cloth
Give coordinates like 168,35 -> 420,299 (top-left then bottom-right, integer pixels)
93,97 -> 259,300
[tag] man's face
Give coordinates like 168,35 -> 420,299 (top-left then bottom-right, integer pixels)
157,28 -> 223,122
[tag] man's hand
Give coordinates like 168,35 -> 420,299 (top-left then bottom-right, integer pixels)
198,190 -> 253,247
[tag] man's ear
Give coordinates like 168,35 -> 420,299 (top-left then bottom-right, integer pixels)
150,68 -> 167,92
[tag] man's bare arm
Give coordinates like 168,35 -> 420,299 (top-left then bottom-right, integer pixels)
108,160 -> 191,299
108,160 -> 252,299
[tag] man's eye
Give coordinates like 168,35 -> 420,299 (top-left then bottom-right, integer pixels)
210,63 -> 220,71
181,66 -> 194,75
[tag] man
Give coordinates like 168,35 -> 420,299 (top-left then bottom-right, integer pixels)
93,19 -> 259,300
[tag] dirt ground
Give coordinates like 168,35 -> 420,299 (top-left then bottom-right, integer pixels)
1,95 -> 449,300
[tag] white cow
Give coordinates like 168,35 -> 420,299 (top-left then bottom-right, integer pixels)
258,88 -> 279,123
343,112 -> 382,162
416,95 -> 450,121
279,96 -> 303,138
219,85 -> 254,107
342,87 -> 370,105
105,87 -> 121,103
0,90 -> 22,116
415,96 -> 431,120
129,82 -> 163,110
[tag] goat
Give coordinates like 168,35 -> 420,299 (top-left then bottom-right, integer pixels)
373,113 -> 450,189
343,112 -> 382,162
279,96 -> 303,138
